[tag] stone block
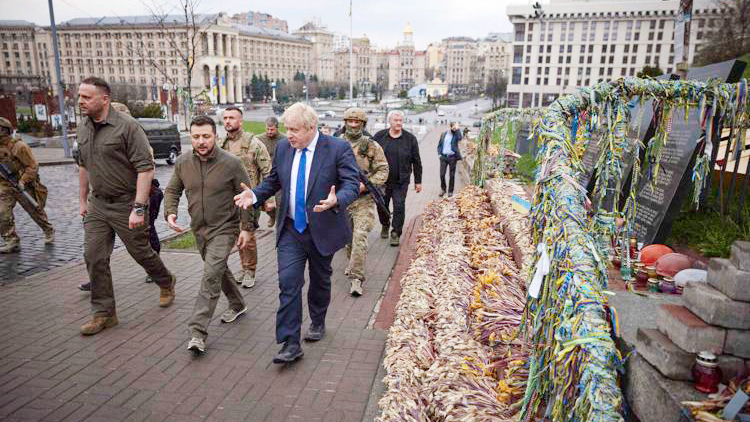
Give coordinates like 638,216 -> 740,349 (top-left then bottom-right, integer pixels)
730,240 -> 750,272
718,355 -> 746,384
725,329 -> 750,359
624,354 -> 704,422
657,304 -> 725,355
683,282 -> 750,329
708,257 -> 750,302
635,328 -> 694,380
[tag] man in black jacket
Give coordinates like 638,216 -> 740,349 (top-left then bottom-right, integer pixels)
372,110 -> 422,246
436,122 -> 463,197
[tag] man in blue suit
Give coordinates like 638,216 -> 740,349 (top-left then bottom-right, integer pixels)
234,102 -> 360,364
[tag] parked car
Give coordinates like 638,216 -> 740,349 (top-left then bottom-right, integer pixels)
473,121 -> 482,127
72,118 -> 181,165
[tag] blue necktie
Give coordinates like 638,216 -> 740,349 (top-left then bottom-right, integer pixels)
294,148 -> 308,233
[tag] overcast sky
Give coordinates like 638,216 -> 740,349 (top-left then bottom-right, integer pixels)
0,0 -> 519,49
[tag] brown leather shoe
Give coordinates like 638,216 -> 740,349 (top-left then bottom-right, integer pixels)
80,314 -> 118,335
159,274 -> 176,308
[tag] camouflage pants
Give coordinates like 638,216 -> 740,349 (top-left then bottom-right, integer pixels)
239,208 -> 260,271
345,197 -> 375,282
0,184 -> 53,243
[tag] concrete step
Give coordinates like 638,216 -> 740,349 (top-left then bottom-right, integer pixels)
635,328 -> 694,381
708,257 -> 750,302
683,282 -> 750,329
730,240 -> 750,272
657,304 -> 726,355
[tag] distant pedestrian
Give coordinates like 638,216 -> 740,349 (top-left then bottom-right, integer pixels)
437,122 -> 463,197
76,77 -> 176,335
0,117 -> 55,253
165,115 -> 252,355
372,110 -> 422,247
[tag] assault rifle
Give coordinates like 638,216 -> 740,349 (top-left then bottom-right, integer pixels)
0,163 -> 40,209
358,170 -> 390,221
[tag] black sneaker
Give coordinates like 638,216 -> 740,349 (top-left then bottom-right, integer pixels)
144,275 -> 154,283
380,226 -> 389,239
304,323 -> 325,342
272,342 -> 304,364
78,282 -> 91,291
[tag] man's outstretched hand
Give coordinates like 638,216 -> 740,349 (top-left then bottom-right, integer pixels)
234,182 -> 256,209
313,186 -> 337,212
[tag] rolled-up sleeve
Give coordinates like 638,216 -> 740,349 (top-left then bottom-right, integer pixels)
126,122 -> 155,173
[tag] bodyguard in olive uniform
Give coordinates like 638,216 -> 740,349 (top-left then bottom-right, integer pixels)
165,115 -> 252,355
219,107 -> 272,288
255,116 -> 286,227
340,108 -> 389,296
0,117 -> 54,253
76,77 -> 176,335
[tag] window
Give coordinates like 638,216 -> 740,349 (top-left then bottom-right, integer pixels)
512,66 -> 522,84
624,45 -> 630,53
649,20 -> 656,29
514,45 -> 523,63
514,23 -> 525,42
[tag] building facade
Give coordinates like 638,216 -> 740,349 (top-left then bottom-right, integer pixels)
293,20 -> 335,82
0,21 -> 53,91
505,0 -> 724,108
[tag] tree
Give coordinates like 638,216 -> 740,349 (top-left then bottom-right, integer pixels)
637,65 -> 664,78
695,0 -> 750,65
293,71 -> 305,82
484,70 -> 508,108
132,0 -> 212,127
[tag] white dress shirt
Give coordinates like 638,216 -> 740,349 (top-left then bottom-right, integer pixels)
288,131 -> 318,220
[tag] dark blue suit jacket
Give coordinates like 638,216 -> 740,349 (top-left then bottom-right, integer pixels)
252,132 -> 360,256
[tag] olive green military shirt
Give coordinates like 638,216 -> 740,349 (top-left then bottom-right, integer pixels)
76,106 -> 154,198
164,146 -> 253,239
256,132 -> 286,161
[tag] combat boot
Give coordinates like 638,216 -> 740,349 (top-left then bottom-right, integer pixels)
390,231 -> 400,247
80,313 -> 118,335
349,278 -> 363,297
0,239 -> 20,253
159,274 -> 176,307
44,229 -> 55,244
380,226 -> 389,239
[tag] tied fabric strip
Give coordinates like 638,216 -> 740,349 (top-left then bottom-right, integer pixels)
294,147 -> 308,233
529,243 -> 550,299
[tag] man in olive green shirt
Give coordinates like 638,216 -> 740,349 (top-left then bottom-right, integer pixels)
76,77 -> 176,336
255,116 -> 286,227
165,115 -> 252,355
220,107 -> 271,288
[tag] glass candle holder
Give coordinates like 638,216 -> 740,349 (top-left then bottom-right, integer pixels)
692,352 -> 722,394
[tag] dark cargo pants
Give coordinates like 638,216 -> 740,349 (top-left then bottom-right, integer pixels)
84,195 -> 173,316
188,233 -> 246,341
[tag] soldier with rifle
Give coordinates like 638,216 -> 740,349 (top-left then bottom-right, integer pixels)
0,117 -> 55,253
339,108 -> 389,296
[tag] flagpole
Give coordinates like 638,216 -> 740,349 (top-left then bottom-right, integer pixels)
349,0 -> 353,103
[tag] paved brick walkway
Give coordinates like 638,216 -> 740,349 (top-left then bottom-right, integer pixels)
0,127 -> 464,422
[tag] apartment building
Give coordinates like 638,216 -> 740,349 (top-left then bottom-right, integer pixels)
505,0 -> 724,108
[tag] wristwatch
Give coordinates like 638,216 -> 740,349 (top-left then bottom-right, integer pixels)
133,202 -> 147,216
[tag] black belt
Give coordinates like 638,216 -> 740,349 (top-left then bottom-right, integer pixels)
92,191 -> 135,204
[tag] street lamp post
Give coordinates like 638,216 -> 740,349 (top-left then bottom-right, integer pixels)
47,0 -> 70,157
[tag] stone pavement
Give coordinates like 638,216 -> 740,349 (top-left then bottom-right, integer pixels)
0,126 -> 463,422
0,160 -> 191,284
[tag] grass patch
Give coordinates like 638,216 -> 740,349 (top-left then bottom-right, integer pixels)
667,191 -> 750,257
243,121 -> 286,134
162,231 -> 197,250
513,153 -> 537,184
17,106 -> 32,116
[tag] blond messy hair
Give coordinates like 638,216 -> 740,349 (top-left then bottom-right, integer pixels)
282,102 -> 318,130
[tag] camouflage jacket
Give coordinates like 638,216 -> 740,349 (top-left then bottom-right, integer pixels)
342,134 -> 389,187
219,130 -> 271,188
0,135 -> 39,190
